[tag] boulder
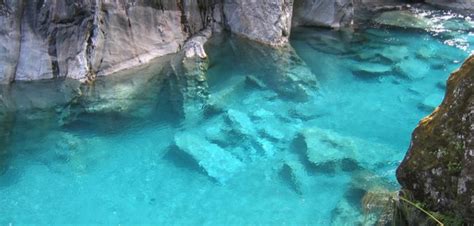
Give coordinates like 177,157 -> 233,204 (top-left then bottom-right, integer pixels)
374,10 -> 431,29
352,62 -> 392,78
173,131 -> 244,183
279,160 -> 307,195
397,55 -> 474,223
298,128 -> 356,165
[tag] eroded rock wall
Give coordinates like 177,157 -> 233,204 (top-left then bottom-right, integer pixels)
397,55 -> 474,223
223,0 -> 293,46
0,0 -> 223,83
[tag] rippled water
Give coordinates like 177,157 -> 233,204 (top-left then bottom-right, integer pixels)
0,11 -> 472,225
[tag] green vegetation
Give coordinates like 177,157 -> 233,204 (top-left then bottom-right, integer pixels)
362,189 -> 463,226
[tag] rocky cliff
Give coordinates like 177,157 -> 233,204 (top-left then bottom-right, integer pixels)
397,55 -> 474,223
0,0 -> 222,83
1,0 -> 472,84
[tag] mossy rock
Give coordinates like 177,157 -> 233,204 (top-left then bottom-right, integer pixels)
397,55 -> 474,224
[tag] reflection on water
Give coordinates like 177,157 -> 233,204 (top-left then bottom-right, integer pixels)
0,8 -> 472,225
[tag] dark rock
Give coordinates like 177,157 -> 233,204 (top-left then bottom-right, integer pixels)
397,55 -> 474,223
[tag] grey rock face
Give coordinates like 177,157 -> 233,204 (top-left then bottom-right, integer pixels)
223,0 -> 293,46
0,0 -> 223,83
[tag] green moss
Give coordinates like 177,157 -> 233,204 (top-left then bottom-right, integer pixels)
447,161 -> 462,174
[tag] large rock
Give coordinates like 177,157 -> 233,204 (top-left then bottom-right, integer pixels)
223,0 -> 293,46
397,55 -> 474,223
229,36 -> 319,101
0,0 -> 223,83
173,131 -> 244,183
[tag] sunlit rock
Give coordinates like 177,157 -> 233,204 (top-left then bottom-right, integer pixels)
173,132 -> 244,183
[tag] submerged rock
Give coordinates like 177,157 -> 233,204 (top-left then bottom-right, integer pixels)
295,127 -> 399,172
167,28 -> 213,119
230,37 -> 319,101
418,93 -> 444,112
298,128 -> 356,165
352,62 -> 392,78
279,160 -> 307,195
394,58 -> 430,80
173,132 -> 244,183
374,10 -> 430,29
397,55 -> 474,223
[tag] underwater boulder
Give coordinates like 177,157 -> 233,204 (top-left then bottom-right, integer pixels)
298,128 -> 356,166
173,132 -> 244,183
374,10 -> 431,29
279,160 -> 307,195
296,127 -> 399,172
229,37 -> 319,102
225,109 -> 257,137
418,93 -> 444,112
397,55 -> 474,223
394,58 -> 430,80
351,62 -> 392,78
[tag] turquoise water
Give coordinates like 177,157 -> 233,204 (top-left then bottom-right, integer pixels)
1,12 -> 473,225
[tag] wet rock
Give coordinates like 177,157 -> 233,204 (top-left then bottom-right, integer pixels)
279,160 -> 307,195
79,55 -> 172,117
394,58 -> 430,80
298,128 -> 356,165
374,10 -> 430,29
352,62 -> 392,78
397,55 -> 474,223
230,37 -> 319,101
416,46 -> 436,60
173,131 -> 244,183
379,46 -> 409,62
167,28 -> 214,119
296,127 -> 399,171
225,109 -> 256,136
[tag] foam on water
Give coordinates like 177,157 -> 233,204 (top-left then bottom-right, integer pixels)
0,10 -> 472,225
